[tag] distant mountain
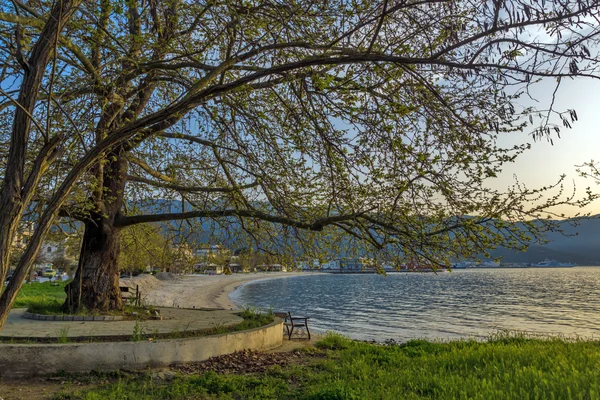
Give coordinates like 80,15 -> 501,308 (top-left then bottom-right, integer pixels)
489,215 -> 600,265
489,245 -> 597,265
128,200 -> 600,264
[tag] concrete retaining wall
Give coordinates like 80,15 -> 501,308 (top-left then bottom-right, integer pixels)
0,319 -> 283,378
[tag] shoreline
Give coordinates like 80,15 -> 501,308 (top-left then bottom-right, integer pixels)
143,272 -> 304,310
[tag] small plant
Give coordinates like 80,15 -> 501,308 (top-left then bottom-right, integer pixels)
239,305 -> 261,319
52,392 -> 74,400
57,326 -> 70,344
316,332 -> 352,350
210,319 -> 228,334
131,320 -> 145,342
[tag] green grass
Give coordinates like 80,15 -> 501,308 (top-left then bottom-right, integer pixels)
12,280 -> 68,313
59,332 -> 600,399
235,307 -> 275,331
10,281 -> 156,317
153,308 -> 274,340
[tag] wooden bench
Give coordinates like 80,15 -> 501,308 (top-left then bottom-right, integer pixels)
120,284 -> 141,307
276,311 -> 311,340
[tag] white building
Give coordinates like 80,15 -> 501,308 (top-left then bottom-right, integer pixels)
38,241 -> 68,262
197,245 -> 229,258
298,259 -> 322,270
320,258 -> 366,272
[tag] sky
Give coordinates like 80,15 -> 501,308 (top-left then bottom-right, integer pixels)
491,77 -> 600,217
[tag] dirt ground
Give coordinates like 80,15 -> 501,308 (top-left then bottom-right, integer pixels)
0,379 -> 95,400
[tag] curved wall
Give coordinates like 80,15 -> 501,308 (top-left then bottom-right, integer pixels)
0,320 -> 283,378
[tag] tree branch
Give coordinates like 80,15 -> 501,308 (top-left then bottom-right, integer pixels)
127,175 -> 258,193
114,209 -> 370,229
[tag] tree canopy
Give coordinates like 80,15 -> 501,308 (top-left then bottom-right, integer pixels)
1,0 -> 599,322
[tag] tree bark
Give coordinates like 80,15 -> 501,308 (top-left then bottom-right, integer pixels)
64,148 -> 128,312
0,0 -> 81,284
64,218 -> 123,312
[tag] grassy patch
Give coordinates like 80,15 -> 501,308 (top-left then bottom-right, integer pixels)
234,307 -> 275,332
61,332 -> 600,399
9,280 -> 159,318
12,280 -> 68,312
150,307 -> 275,340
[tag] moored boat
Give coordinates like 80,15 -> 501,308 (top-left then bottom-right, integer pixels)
531,259 -> 576,267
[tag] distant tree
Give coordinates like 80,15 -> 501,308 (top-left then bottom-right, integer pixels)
1,0 -> 600,330
51,255 -> 76,277
235,248 -> 261,273
214,251 -> 233,274
119,224 -> 167,274
33,251 -> 48,267
8,248 -> 23,271
119,223 -> 200,274
195,247 -> 231,273
164,243 -> 197,274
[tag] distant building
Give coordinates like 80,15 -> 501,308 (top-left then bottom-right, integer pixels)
194,245 -> 230,274
298,259 -> 321,270
197,245 -> 230,258
328,258 -> 365,272
228,263 -> 245,273
256,263 -> 287,272
38,241 -> 68,262
321,260 -> 338,270
193,263 -> 224,275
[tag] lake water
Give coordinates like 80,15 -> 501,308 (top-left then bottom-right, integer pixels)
231,267 -> 600,341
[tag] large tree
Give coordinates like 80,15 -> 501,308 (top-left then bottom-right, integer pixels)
1,0 -> 600,325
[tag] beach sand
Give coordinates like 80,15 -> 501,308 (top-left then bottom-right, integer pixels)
142,272 -> 294,310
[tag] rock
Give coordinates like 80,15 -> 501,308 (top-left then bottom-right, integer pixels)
151,369 -> 177,381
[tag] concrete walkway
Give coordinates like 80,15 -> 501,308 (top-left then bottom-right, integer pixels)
0,308 -> 243,339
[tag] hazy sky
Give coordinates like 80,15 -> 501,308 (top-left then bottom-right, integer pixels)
492,77 -> 600,217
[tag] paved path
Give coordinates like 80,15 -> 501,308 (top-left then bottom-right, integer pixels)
0,308 -> 243,339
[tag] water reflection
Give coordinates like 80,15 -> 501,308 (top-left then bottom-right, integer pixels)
231,267 -> 600,341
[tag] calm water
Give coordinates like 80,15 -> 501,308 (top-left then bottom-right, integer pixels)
231,267 -> 600,341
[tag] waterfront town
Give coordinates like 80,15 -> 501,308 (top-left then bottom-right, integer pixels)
5,228 -> 579,284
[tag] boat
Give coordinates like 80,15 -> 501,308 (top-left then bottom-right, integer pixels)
531,259 -> 576,267
396,260 -> 448,272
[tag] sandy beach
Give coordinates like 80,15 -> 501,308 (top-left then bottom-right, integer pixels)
142,272 -> 294,310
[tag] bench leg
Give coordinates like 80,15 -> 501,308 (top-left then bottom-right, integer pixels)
288,325 -> 311,340
284,324 -> 290,339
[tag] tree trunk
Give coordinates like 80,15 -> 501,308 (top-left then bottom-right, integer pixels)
0,0 -> 82,284
64,147 -> 128,313
64,219 -> 123,312
0,210 -> 21,284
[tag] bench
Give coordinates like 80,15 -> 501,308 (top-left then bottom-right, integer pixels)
276,311 -> 311,340
120,284 -> 141,307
